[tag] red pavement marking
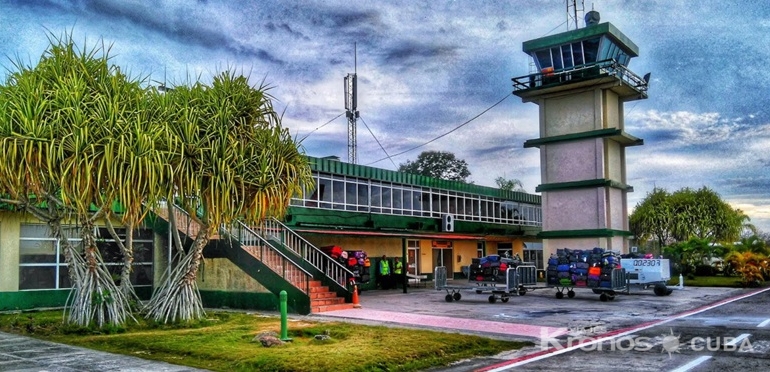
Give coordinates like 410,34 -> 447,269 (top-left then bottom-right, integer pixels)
477,286 -> 770,372
319,308 -> 569,339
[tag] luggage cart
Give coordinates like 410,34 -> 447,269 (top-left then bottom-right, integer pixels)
434,265 -> 539,303
548,268 -> 627,302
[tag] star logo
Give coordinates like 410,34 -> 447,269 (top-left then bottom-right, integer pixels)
661,328 -> 681,358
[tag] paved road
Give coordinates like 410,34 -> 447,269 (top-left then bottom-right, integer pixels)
0,282 -> 754,372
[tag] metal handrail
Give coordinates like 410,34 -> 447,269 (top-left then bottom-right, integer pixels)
512,59 -> 648,95
158,201 -> 311,294
226,221 -> 312,294
255,217 -> 354,293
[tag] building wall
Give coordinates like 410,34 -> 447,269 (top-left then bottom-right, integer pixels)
0,213 -> 21,291
543,91 -> 597,136
197,257 -> 268,292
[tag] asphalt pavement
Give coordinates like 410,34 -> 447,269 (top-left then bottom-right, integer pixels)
0,281 -> 748,372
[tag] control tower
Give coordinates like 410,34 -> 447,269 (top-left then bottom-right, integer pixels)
512,10 -> 649,256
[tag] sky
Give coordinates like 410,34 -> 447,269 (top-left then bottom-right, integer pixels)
2,0 -> 769,233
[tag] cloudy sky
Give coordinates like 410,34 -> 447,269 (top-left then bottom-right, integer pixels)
2,0 -> 769,233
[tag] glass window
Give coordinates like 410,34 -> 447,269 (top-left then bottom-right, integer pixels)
583,38 -> 600,63
561,44 -> 573,68
392,188 -> 402,214
403,190 -> 412,212
535,50 -> 552,69
346,182 -> 357,206
550,47 -> 563,70
572,42 -> 584,66
19,224 -> 153,291
357,183 -> 369,212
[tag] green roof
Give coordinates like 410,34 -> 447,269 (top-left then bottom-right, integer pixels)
306,156 -> 541,205
522,22 -> 638,57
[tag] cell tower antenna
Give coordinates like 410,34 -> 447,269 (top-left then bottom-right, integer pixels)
344,43 -> 359,164
566,0 -> 585,30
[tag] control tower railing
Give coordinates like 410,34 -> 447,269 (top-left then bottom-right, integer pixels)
512,59 -> 649,98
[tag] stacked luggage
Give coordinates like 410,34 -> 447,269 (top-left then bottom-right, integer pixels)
319,245 -> 371,283
469,254 -> 524,283
546,247 -> 620,288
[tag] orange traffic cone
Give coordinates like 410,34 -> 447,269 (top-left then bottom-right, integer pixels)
352,284 -> 362,308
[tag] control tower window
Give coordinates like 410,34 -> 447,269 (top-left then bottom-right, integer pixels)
583,37 -> 600,63
550,47 -> 563,70
535,50 -> 552,70
561,44 -> 573,68
571,42 -> 584,66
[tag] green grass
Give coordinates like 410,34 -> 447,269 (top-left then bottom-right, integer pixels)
0,310 -> 529,372
672,275 -> 751,288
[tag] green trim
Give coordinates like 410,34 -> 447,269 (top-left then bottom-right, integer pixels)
286,207 -> 541,237
0,287 -> 152,312
523,22 -> 638,57
523,128 -> 643,148
536,179 -> 633,192
307,156 -> 541,205
538,228 -> 632,239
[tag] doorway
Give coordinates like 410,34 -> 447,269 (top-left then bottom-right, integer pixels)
432,240 -> 453,274
407,239 -> 420,275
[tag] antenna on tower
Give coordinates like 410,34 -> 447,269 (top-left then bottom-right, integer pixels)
566,0 -> 585,30
344,43 -> 359,164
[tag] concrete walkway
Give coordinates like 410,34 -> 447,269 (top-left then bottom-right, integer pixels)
0,331 -> 205,372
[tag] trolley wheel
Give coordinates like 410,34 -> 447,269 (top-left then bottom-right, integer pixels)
665,288 -> 674,296
654,283 -> 667,296
501,295 -> 510,303
518,286 -> 527,296
488,295 -> 497,303
555,291 -> 564,299
476,290 -> 483,294
607,294 -> 616,301
567,290 -> 576,299
453,292 -> 462,301
600,293 -> 608,302
445,294 -> 454,302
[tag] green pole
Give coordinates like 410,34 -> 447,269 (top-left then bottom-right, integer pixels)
279,290 -> 292,341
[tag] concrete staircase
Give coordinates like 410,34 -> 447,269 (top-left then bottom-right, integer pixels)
309,280 -> 356,312
241,245 -> 353,312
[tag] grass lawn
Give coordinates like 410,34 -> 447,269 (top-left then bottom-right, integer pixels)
672,275 -> 749,288
0,310 -> 529,372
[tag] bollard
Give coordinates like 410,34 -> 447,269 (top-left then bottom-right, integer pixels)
678,274 -> 684,289
279,290 -> 292,342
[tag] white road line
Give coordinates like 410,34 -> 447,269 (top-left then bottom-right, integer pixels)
725,333 -> 751,347
757,319 -> 770,328
479,286 -> 770,372
669,355 -> 712,372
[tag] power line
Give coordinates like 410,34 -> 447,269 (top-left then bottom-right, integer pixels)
367,93 -> 512,166
298,112 -> 345,143
358,115 -> 397,169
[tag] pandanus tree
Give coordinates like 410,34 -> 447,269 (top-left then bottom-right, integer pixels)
143,72 -> 312,323
0,34 -> 144,326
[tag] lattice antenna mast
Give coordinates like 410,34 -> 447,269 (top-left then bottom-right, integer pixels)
567,0 -> 585,30
344,43 -> 359,164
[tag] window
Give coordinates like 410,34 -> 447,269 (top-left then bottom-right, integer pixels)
19,224 -> 154,291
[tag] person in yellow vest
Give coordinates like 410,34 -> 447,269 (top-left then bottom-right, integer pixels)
379,255 -> 391,289
394,257 -> 404,289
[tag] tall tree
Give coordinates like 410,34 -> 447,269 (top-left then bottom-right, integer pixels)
0,33 -> 137,327
398,151 -> 471,182
143,71 -> 313,323
630,186 -> 748,248
495,176 -> 524,192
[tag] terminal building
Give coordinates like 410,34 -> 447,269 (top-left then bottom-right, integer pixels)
0,155 -> 543,314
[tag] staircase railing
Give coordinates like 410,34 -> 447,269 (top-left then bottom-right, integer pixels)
256,217 -> 353,292
154,201 -> 312,294
224,220 -> 312,294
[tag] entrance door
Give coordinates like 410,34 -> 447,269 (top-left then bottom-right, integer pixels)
432,248 -> 453,274
407,239 -> 420,275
